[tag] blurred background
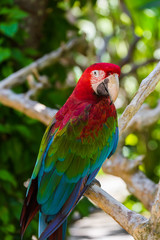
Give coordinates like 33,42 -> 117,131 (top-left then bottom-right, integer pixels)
0,0 -> 160,239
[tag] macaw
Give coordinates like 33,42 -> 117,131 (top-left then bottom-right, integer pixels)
20,62 -> 120,240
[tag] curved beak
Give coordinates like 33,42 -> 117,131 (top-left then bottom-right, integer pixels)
97,78 -> 109,97
96,74 -> 119,102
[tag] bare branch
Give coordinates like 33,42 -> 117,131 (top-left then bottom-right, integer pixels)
102,153 -> 158,210
0,37 -> 84,89
148,181 -> 160,238
84,184 -> 148,238
117,102 -> 160,149
0,89 -> 55,125
124,101 -> 160,133
119,61 -> 160,135
25,71 -> 50,99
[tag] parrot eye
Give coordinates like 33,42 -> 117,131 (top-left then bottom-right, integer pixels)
92,70 -> 99,77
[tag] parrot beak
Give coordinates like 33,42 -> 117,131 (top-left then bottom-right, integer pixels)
96,74 -> 119,103
97,78 -> 110,98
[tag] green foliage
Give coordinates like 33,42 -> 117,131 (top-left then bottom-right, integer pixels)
0,2 -> 33,80
0,47 -> 11,63
0,106 -> 45,239
123,195 -> 149,215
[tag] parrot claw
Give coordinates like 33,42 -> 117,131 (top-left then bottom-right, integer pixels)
90,178 -> 101,188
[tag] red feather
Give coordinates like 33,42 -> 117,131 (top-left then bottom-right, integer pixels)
48,225 -> 63,240
20,178 -> 40,239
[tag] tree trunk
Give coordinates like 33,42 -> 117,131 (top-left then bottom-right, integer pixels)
15,0 -> 48,49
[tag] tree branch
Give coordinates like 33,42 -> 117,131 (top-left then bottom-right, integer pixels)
0,89 -> 56,125
148,181 -> 160,239
119,61 -> 160,135
84,184 -> 148,239
0,37 -> 84,89
123,101 -> 160,134
102,153 -> 157,210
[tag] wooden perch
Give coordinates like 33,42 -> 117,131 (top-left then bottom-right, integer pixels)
85,181 -> 160,240
84,184 -> 148,239
103,153 -> 157,210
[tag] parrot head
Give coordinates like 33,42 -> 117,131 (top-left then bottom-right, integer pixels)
74,62 -> 120,103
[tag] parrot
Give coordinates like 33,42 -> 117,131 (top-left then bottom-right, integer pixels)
20,62 -> 120,240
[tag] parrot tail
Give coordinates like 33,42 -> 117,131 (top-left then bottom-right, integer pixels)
39,212 -> 67,240
20,177 -> 40,239
47,221 -> 67,240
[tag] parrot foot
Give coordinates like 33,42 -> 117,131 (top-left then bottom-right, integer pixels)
90,178 -> 101,188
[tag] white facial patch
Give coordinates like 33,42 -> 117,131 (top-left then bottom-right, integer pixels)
90,70 -> 106,93
91,70 -> 119,102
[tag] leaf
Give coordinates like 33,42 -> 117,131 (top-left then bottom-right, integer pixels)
4,224 -> 15,233
0,38 -> 4,45
138,0 -> 160,9
14,125 -> 32,138
0,169 -> 17,187
11,48 -> 32,66
0,0 -> 13,5
0,123 -> 12,133
0,47 -> 11,63
0,207 -> 9,224
0,7 -> 28,19
2,65 -> 13,78
8,7 -> 28,19
0,22 -> 18,37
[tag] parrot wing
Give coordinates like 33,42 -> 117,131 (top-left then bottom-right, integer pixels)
20,117 -> 57,237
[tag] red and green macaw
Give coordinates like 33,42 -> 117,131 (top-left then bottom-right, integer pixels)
20,63 -> 120,240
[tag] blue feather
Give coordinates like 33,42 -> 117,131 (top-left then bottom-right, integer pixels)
39,212 -> 47,237
108,127 -> 119,158
41,175 -> 75,215
39,177 -> 87,240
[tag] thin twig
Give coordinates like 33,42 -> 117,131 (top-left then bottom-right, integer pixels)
119,35 -> 141,67
97,34 -> 114,62
121,58 -> 157,78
